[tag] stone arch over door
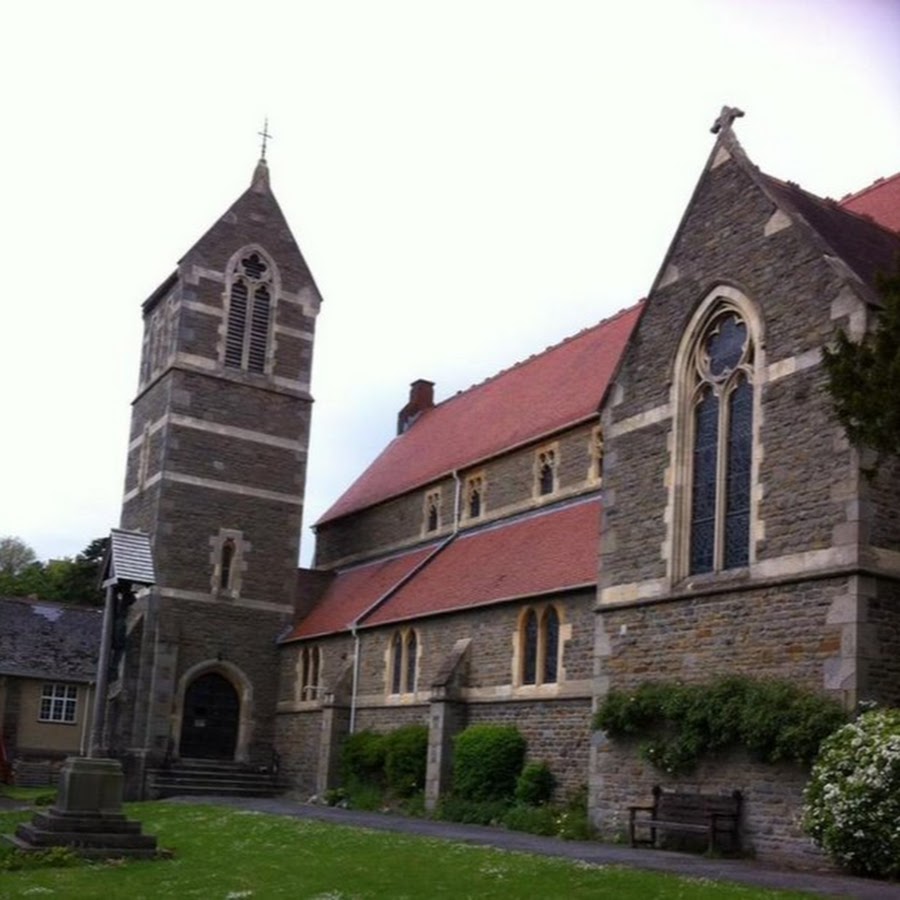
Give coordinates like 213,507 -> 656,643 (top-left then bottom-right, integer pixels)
172,661 -> 254,763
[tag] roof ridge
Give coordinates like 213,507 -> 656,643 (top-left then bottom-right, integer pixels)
762,171 -> 900,239
840,171 -> 900,205
432,300 -> 645,409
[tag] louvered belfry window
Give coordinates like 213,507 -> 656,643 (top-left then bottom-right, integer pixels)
225,252 -> 273,373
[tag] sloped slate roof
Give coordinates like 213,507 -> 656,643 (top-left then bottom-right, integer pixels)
317,303 -> 642,524
840,172 -> 900,234
288,496 -> 600,639
762,174 -> 900,290
0,596 -> 101,681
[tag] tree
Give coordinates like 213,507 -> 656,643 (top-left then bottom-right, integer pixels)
0,535 -> 107,605
823,267 -> 900,475
0,535 -> 37,576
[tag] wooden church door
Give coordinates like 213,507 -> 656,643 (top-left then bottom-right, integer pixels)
179,672 -> 239,759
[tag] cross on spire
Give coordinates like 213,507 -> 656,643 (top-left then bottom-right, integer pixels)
710,105 -> 745,135
258,118 -> 273,160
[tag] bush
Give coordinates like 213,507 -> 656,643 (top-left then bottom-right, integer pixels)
515,762 -> 555,806
502,803 -> 558,836
453,725 -> 526,802
340,730 -> 387,787
384,724 -> 428,797
803,708 -> 900,879
436,796 -> 510,826
595,676 -> 846,775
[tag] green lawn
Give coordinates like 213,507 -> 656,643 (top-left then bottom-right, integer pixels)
0,801 -> 816,899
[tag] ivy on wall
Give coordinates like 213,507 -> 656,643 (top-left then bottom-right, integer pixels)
593,676 -> 846,776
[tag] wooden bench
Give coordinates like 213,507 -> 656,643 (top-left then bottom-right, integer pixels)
628,785 -> 742,854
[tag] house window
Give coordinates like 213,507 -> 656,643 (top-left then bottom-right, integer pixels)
519,605 -> 561,686
424,490 -> 441,532
299,645 -> 321,701
389,628 -> 418,695
39,683 -> 78,723
680,302 -> 755,575
536,448 -> 557,496
224,250 -> 275,374
466,474 -> 485,519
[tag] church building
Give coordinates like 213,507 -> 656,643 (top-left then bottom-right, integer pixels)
109,113 -> 900,863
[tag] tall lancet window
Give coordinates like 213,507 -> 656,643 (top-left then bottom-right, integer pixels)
225,251 -> 274,373
687,307 -> 754,575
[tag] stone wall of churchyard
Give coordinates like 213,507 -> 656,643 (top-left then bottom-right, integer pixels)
591,740 -> 830,869
315,424 -> 599,567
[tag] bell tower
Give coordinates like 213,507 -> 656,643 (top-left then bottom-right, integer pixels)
112,154 -> 321,793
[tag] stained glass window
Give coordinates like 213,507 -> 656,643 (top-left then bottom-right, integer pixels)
523,610 -> 538,685
543,607 -> 559,684
686,306 -> 754,575
391,633 -> 403,694
405,632 -> 418,693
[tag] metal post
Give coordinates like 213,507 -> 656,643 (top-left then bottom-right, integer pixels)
88,583 -> 116,758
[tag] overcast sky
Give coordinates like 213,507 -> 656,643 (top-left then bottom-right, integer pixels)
1,0 -> 898,569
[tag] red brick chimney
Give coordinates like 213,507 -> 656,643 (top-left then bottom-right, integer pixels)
397,379 -> 435,434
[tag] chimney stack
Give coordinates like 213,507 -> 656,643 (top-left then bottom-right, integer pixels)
397,379 -> 435,434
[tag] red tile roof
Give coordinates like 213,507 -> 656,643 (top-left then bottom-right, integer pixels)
840,173 -> 900,234
317,304 -> 643,524
283,543 -> 438,641
362,496 -> 600,628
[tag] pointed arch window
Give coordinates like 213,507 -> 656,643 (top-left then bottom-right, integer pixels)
389,628 -> 418,695
220,539 -> 236,590
225,251 -> 274,373
685,307 -> 754,575
519,604 -> 562,686
465,474 -> 485,520
299,645 -> 321,701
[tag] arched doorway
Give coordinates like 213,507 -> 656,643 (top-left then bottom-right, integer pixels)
179,671 -> 239,759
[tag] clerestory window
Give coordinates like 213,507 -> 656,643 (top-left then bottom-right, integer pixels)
225,250 -> 275,373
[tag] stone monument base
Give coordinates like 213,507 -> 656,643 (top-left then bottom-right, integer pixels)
3,756 -> 159,859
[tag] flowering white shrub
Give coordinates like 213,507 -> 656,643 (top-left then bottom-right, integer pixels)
802,708 -> 900,879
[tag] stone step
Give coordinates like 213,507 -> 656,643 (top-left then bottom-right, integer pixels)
4,834 -> 160,860
15,823 -> 157,850
31,811 -> 142,834
150,781 -> 285,797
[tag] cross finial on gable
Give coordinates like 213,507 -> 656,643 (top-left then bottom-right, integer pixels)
258,117 -> 273,160
710,106 -> 745,135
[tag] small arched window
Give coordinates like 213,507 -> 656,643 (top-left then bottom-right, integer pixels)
520,604 -> 562,687
389,628 -> 419,695
536,448 -> 557,496
225,251 -> 275,373
299,645 -> 321,701
220,539 -> 236,590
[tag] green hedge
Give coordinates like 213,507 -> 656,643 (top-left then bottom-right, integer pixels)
594,676 -> 846,775
452,724 -> 526,801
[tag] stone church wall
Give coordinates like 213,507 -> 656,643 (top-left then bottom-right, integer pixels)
316,422 -> 600,567
591,740 -> 830,870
